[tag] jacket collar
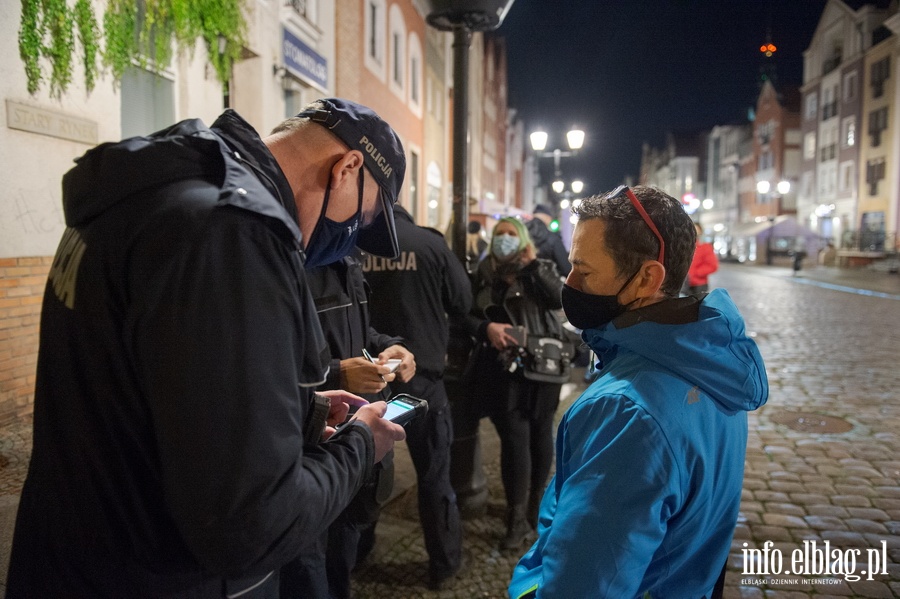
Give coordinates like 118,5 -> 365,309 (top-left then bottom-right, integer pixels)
211,110 -> 302,243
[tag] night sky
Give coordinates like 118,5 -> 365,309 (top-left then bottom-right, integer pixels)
498,0 -> 828,197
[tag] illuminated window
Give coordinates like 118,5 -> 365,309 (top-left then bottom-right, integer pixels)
842,116 -> 855,148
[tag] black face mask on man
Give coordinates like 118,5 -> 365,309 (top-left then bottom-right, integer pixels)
561,270 -> 639,331
304,168 -> 365,268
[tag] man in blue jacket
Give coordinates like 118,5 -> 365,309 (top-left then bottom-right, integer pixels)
509,185 -> 768,599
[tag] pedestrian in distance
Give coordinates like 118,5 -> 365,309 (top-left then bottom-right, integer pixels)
526,204 -> 571,276
685,221 -> 719,295
462,217 -> 566,551
509,185 -> 768,599
362,205 -> 473,590
791,237 -> 807,276
7,98 -> 409,599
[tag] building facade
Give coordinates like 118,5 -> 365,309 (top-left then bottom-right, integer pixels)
855,17 -> 898,251
799,0 -> 894,247
749,81 -> 801,222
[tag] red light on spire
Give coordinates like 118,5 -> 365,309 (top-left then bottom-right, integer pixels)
760,42 -> 777,57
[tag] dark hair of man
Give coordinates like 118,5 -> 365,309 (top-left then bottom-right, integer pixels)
572,185 -> 696,297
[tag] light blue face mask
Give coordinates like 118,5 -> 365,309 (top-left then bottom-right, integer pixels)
492,233 -> 520,259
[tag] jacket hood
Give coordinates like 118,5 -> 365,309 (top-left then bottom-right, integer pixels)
583,288 -> 768,414
61,119 -> 224,228
60,112 -> 301,243
526,217 -> 551,244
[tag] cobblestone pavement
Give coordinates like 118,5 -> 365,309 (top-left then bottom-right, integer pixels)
0,263 -> 898,598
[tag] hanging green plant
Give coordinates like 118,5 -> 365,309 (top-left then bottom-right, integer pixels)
74,0 -> 100,92
18,0 -> 246,99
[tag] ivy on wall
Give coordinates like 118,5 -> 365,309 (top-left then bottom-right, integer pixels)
18,0 -> 246,98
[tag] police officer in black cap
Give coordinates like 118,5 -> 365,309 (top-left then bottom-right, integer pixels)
362,206 -> 473,590
9,98 -> 408,598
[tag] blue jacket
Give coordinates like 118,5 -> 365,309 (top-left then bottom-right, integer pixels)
509,290 -> 767,599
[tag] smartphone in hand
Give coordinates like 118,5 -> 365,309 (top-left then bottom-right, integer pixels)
382,394 -> 428,426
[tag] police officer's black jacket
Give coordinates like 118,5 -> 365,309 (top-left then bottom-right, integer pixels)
306,256 -> 404,393
7,111 -> 375,598
362,208 -> 472,384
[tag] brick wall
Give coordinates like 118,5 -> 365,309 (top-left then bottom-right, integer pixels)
0,257 -> 51,426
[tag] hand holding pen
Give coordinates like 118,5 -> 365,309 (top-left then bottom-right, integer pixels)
336,349 -> 395,395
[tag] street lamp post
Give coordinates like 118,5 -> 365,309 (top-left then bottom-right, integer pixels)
426,0 -> 516,522
426,0 -> 516,266
530,128 -> 585,212
757,179 -> 790,265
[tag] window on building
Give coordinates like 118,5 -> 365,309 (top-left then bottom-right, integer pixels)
410,56 -> 419,102
757,121 -> 772,145
800,172 -> 813,199
821,85 -> 837,120
842,71 -> 857,103
804,132 -> 816,160
820,127 -> 837,162
860,211 -> 886,250
287,0 -> 317,23
364,0 -> 386,78
866,158 -> 885,195
868,107 -> 888,146
392,33 -> 402,86
408,33 -> 422,115
805,92 -> 817,120
388,4 -> 406,98
871,56 -> 890,98
284,85 -> 306,119
839,161 -> 855,192
120,67 -> 175,138
841,116 -> 856,148
817,163 -> 836,196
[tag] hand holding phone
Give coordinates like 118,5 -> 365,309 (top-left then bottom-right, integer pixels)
382,394 -> 429,426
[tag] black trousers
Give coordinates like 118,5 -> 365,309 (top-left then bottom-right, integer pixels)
393,375 -> 463,580
489,379 -> 561,509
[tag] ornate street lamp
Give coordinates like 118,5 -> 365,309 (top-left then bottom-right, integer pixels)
530,127 -> 585,209
757,179 -> 790,265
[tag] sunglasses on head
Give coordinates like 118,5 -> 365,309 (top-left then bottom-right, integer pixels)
605,185 -> 665,264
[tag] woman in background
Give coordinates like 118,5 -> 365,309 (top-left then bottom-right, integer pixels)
462,217 -> 564,550
686,221 -> 718,295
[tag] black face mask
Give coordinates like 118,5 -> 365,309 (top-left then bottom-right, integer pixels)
304,169 -> 364,268
561,271 -> 639,331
